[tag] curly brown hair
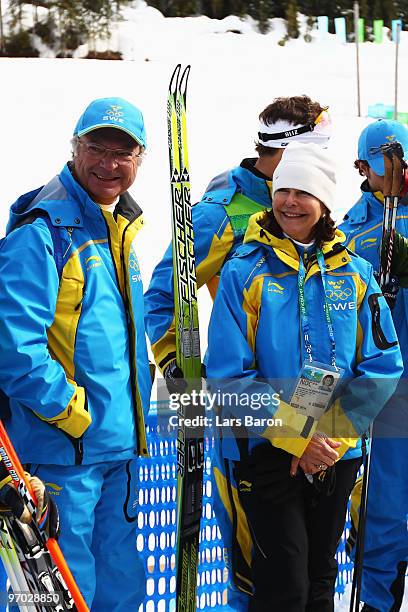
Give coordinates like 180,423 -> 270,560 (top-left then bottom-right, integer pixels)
255,95 -> 327,157
354,159 -> 369,176
258,207 -> 336,249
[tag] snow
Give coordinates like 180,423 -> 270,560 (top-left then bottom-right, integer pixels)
0,2 -> 407,607
336,583 -> 354,611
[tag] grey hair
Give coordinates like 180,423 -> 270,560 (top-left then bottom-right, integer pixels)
71,135 -> 80,159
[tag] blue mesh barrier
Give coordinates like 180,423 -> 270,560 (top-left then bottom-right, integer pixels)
137,404 -> 354,610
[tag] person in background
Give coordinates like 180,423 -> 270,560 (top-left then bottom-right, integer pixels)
340,118 -> 408,612
206,142 -> 403,611
0,98 -> 152,611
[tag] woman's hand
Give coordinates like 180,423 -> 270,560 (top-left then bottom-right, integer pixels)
290,432 -> 341,476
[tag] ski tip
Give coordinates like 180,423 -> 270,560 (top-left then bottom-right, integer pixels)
169,64 -> 182,92
179,65 -> 191,99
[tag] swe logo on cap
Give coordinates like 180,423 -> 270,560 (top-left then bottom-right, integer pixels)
103,105 -> 125,124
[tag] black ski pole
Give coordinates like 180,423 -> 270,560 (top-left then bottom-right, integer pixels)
349,429 -> 371,612
349,142 -> 406,612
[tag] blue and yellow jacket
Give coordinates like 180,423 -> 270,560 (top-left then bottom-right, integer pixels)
340,185 -> 408,372
0,164 -> 152,465
206,213 -> 403,462
205,213 -> 403,599
144,159 -> 272,371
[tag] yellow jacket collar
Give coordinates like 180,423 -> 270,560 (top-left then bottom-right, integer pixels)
243,211 -> 349,273
374,190 -> 384,203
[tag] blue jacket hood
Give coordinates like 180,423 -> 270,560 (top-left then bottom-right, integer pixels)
7,165 -> 86,233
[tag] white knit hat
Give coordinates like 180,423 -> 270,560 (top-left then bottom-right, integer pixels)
272,142 -> 337,211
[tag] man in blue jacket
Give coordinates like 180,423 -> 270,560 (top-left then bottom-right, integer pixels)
0,98 -> 152,611
340,119 -> 408,612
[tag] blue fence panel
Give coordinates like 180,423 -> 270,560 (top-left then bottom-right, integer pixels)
137,406 -> 354,610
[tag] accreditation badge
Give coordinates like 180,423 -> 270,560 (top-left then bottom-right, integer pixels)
290,361 -> 342,419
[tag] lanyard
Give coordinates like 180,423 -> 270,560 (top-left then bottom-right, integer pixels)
297,248 -> 338,369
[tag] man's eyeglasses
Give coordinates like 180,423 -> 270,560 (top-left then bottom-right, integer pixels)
78,140 -> 142,165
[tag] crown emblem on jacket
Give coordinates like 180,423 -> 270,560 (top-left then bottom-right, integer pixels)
327,279 -> 344,290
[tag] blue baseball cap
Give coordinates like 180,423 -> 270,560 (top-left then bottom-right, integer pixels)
358,119 -> 408,176
73,97 -> 147,148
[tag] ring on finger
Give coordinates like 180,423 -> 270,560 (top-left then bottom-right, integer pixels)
315,463 -> 327,471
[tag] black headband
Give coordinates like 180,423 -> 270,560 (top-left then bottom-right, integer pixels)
258,122 -> 315,143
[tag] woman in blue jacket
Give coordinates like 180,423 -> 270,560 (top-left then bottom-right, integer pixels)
206,142 -> 403,611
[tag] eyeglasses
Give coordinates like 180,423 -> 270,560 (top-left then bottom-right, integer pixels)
78,140 -> 142,165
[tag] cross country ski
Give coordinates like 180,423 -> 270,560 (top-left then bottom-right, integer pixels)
167,64 -> 204,612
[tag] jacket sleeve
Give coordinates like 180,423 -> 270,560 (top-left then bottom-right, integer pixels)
206,259 -> 318,458
144,201 -> 233,372
317,266 -> 403,458
338,207 -> 358,251
0,222 -> 90,438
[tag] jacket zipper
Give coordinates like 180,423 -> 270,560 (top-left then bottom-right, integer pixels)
102,215 -> 142,454
120,223 -> 143,455
75,438 -> 83,465
58,429 -> 84,465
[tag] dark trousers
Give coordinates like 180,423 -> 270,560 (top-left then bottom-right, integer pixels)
234,444 -> 361,612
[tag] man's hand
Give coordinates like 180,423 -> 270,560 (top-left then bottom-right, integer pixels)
290,432 -> 340,476
374,270 -> 400,310
163,360 -> 188,395
390,231 -> 408,289
382,276 -> 400,310
163,360 -> 206,395
377,231 -> 408,308
35,385 -> 91,439
0,464 -> 59,539
29,476 -> 60,539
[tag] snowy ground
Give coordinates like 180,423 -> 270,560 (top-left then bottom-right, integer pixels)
0,1 -> 407,608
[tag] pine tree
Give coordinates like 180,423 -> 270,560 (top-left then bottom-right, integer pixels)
145,0 -> 163,12
6,0 -> 133,55
372,0 -> 383,20
0,0 -> 4,53
206,0 -> 220,18
154,0 -> 196,16
383,0 -> 397,25
358,0 -> 370,23
205,0 -> 225,19
8,0 -> 25,32
394,0 -> 407,23
257,0 -> 272,33
286,0 -> 299,39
